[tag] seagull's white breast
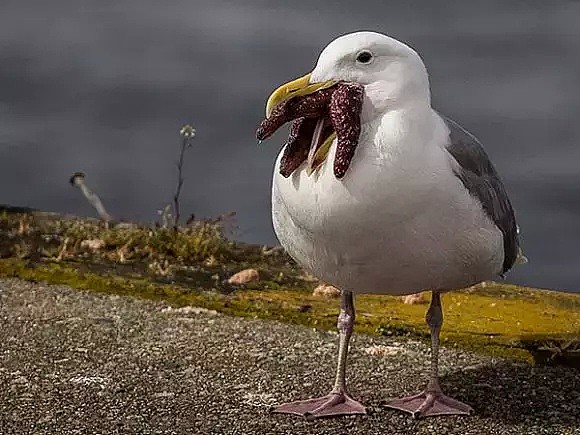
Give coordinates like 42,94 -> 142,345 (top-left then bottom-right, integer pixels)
271,108 -> 503,295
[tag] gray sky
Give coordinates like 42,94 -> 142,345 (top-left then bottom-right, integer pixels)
1,0 -> 579,291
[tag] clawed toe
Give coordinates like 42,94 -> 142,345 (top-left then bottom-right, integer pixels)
386,390 -> 473,418
272,392 -> 366,419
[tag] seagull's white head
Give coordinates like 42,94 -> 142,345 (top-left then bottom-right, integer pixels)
260,32 -> 432,177
265,32 -> 431,124
312,32 -> 431,121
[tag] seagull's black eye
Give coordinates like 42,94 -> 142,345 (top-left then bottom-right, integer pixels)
356,50 -> 373,64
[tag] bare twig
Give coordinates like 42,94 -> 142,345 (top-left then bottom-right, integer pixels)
69,172 -> 112,223
116,238 -> 132,264
56,237 -> 70,261
173,125 -> 196,229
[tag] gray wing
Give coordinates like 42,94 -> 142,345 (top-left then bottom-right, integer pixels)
441,115 -> 519,274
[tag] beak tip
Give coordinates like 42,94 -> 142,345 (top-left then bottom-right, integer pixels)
264,72 -> 315,122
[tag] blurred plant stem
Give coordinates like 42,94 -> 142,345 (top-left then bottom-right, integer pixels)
173,125 -> 196,229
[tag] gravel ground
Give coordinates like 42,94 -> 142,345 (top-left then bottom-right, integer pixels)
0,279 -> 578,435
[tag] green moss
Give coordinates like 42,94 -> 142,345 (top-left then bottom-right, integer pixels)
2,257 -> 578,366
0,211 -> 578,366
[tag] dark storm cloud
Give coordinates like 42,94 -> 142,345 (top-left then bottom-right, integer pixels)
0,0 -> 579,290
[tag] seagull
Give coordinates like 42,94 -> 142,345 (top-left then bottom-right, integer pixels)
257,31 -> 521,419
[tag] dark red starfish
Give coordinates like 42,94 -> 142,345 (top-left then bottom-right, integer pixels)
256,82 -> 364,179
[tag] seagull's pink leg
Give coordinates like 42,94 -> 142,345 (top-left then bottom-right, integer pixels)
272,290 -> 366,419
386,291 -> 474,418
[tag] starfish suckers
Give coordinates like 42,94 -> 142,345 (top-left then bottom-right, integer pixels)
257,78 -> 364,179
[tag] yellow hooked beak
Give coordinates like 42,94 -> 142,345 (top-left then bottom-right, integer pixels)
265,73 -> 336,118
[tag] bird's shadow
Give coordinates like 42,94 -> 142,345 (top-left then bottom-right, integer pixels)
400,361 -> 580,425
